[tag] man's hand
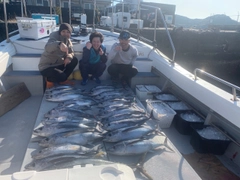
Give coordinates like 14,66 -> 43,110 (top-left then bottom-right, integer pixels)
115,46 -> 122,51
86,42 -> 92,50
60,42 -> 68,54
63,57 -> 71,67
99,47 -> 104,55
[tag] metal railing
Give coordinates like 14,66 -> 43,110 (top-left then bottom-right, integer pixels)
140,4 -> 176,62
194,68 -> 240,101
3,0 -> 9,42
100,0 -> 176,62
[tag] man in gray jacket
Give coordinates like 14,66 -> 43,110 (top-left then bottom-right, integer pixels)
107,30 -> 138,85
38,23 -> 78,87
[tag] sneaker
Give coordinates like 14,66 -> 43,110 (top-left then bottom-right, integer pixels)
81,79 -> 88,86
95,77 -> 101,84
46,80 -> 54,89
59,80 -> 75,86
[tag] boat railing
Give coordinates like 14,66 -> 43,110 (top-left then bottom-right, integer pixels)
3,0 -> 9,42
140,4 -> 176,63
194,68 -> 240,101
97,0 -> 176,62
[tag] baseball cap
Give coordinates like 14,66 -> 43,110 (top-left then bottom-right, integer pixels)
119,30 -> 130,40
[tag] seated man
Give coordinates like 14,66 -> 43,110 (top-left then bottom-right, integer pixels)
107,30 -> 138,85
38,23 -> 78,88
79,31 -> 107,85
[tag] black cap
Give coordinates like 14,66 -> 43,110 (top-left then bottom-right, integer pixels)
119,30 -> 130,40
59,23 -> 72,34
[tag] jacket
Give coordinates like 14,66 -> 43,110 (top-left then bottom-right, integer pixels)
38,31 -> 74,71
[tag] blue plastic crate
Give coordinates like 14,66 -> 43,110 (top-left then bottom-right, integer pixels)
32,13 -> 59,24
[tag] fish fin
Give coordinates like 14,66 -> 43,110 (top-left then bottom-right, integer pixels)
95,123 -> 105,133
93,150 -> 107,158
163,137 -> 174,152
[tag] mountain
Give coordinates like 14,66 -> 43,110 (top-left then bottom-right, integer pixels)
174,14 -> 239,29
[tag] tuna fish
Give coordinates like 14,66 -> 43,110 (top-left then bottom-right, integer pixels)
107,139 -> 162,155
32,144 -> 102,160
45,92 -> 84,102
39,132 -> 103,147
103,126 -> 154,142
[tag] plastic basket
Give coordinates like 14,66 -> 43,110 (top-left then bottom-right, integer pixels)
175,110 -> 204,135
146,99 -> 176,128
190,124 -> 231,155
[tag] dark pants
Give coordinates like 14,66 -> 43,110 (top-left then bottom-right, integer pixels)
107,64 -> 138,81
79,60 -> 106,80
40,57 -> 78,83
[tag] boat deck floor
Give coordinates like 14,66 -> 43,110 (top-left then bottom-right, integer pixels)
0,80 -> 239,179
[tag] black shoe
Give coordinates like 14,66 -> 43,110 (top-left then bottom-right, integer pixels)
111,76 -> 119,85
121,79 -> 127,88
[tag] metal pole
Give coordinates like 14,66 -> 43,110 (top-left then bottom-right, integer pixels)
23,0 -> 27,17
21,0 -> 23,17
93,0 -> 96,31
50,0 -> 52,17
110,4 -> 115,32
121,2 -> 124,30
153,8 -> 157,42
3,0 -> 9,43
69,0 -> 71,24
137,0 -> 140,41
59,0 -> 62,24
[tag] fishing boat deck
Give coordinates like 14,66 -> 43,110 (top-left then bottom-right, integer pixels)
1,80 -> 240,179
0,80 -> 199,180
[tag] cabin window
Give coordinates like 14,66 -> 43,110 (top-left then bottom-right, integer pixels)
43,0 -> 48,6
84,3 -> 94,10
36,0 -> 43,6
63,1 -> 69,8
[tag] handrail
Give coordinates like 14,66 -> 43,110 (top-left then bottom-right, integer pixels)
140,4 -> 176,62
3,0 -> 9,43
194,68 -> 240,101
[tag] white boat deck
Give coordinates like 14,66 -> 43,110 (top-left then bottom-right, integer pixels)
0,80 -> 202,180
0,96 -> 42,174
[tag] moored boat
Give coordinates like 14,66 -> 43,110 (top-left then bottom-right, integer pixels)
0,1 -> 240,179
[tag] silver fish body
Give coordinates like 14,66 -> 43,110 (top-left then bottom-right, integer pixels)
44,109 -> 94,119
33,124 -> 92,137
42,116 -> 98,125
103,126 -> 154,142
39,132 -> 103,147
45,92 -> 83,102
32,144 -> 102,160
107,139 -> 161,155
102,118 -> 149,131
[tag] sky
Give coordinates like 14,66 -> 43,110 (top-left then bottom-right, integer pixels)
143,0 -> 240,21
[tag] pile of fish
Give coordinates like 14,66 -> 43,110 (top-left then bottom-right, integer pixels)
25,84 -> 166,171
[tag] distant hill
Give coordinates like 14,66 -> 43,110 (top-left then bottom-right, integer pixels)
175,14 -> 239,29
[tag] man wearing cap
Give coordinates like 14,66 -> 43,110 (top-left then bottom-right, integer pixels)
38,23 -> 78,88
107,30 -> 138,85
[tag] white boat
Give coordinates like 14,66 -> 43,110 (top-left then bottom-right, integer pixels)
0,1 -> 240,179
